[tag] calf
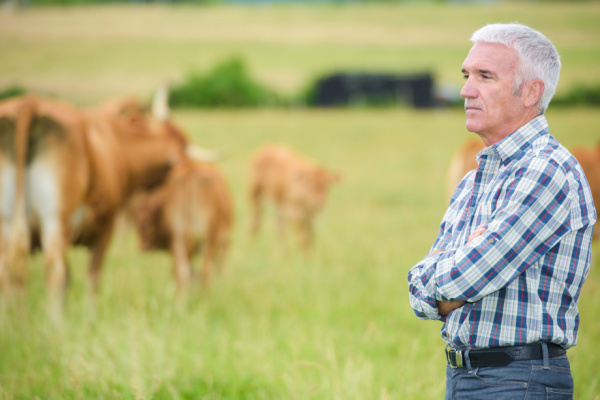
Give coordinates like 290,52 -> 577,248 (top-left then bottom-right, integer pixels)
249,145 -> 339,250
446,138 -> 484,201
127,158 -> 234,289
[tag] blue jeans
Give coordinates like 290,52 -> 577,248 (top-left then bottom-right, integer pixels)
445,354 -> 574,399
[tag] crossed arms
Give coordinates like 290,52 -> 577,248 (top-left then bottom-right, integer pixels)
408,158 -> 574,321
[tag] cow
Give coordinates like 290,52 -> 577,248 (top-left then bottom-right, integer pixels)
126,158 -> 234,289
249,144 -> 340,250
446,137 -> 485,201
0,93 -> 191,320
571,143 -> 600,241
0,96 -> 92,309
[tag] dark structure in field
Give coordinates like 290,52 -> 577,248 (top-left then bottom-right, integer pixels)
313,72 -> 435,108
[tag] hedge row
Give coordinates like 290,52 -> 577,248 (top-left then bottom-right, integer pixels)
2,57 -> 600,108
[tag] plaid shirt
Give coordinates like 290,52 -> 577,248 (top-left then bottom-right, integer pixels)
408,115 -> 596,349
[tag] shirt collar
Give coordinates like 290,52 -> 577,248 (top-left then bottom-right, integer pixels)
478,115 -> 550,166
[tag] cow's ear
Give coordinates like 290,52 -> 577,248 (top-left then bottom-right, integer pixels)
328,171 -> 342,184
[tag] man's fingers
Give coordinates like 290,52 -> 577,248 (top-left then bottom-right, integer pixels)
468,226 -> 486,243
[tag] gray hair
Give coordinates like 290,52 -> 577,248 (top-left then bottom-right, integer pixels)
470,23 -> 561,114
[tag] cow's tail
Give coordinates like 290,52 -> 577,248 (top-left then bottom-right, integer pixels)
8,97 -> 34,286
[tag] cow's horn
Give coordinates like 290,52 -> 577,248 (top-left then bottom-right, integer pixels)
152,84 -> 170,122
186,145 -> 222,162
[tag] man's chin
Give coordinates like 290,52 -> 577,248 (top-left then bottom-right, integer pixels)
465,120 -> 481,133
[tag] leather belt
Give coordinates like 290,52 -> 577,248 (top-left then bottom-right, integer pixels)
446,343 -> 566,368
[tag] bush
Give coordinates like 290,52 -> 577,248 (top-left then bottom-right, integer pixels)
0,86 -> 26,101
169,57 -> 283,108
553,84 -> 600,107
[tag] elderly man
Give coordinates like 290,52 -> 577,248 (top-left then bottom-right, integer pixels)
407,23 -> 596,399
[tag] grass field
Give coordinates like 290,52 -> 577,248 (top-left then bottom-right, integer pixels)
1,2 -> 600,399
1,2 -> 600,105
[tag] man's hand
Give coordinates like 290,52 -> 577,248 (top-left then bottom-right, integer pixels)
429,249 -> 445,256
468,225 -> 486,243
437,300 -> 466,316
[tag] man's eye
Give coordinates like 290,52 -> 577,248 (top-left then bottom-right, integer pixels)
463,74 -> 469,79
482,75 -> 491,79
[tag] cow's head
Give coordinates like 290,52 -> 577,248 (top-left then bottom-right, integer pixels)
290,165 -> 340,214
98,97 -> 189,192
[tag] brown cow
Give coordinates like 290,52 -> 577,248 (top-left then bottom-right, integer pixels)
249,144 -> 339,250
446,138 -> 485,201
571,143 -> 600,240
127,158 -> 234,289
0,96 -> 92,309
0,94 -> 190,319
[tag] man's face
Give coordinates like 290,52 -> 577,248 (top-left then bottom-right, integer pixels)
460,42 -> 525,142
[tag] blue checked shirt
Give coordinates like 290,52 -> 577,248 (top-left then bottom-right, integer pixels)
408,115 -> 596,350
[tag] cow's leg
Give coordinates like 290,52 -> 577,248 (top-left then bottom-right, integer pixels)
200,228 -> 220,287
0,226 -> 28,314
170,237 -> 192,290
297,218 -> 315,250
214,231 -> 230,276
249,182 -> 263,236
0,231 -> 9,300
2,163 -> 29,289
277,202 -> 289,239
28,159 -> 68,322
88,221 -> 115,301
39,218 -> 69,323
0,172 -> 14,297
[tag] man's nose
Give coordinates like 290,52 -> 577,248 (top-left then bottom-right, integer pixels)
460,79 -> 477,99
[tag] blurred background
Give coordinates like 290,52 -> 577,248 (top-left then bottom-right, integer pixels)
1,1 -> 599,399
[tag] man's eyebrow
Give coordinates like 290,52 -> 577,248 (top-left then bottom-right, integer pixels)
461,68 -> 496,76
478,69 -> 495,75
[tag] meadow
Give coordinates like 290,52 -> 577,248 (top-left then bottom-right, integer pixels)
1,2 -> 600,399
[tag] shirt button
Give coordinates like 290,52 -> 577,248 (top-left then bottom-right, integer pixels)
488,239 -> 495,244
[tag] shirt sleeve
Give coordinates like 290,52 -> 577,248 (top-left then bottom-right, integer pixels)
408,156 -> 573,317
407,252 -> 446,321
407,201 -> 459,321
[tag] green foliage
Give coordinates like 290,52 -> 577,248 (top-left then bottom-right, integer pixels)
293,77 -> 319,107
173,61 -> 600,109
169,57 -> 283,108
553,84 -> 600,107
28,0 -> 216,4
0,85 -> 26,101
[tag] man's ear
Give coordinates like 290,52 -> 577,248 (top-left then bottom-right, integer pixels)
523,79 -> 545,109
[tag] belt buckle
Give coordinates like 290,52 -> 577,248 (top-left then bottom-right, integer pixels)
454,350 -> 464,368
446,345 -> 464,369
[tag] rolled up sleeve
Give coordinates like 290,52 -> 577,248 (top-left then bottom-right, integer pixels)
407,252 -> 446,321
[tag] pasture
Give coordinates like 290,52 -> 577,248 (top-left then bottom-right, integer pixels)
1,2 -> 600,399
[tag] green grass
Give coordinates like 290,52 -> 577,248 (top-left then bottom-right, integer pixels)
0,2 -> 599,105
1,2 -> 600,399
1,108 -> 599,399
